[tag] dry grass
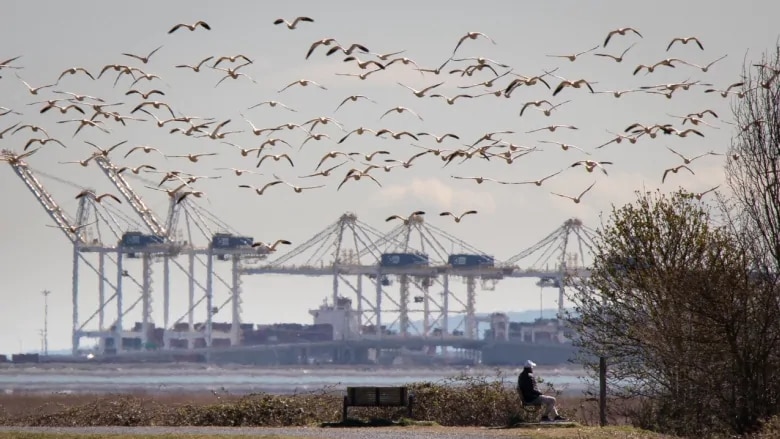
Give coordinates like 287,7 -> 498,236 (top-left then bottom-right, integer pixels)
0,427 -> 684,439
0,434 -> 311,439
0,375 -> 618,428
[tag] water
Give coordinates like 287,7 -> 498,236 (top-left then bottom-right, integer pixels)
0,365 -> 588,395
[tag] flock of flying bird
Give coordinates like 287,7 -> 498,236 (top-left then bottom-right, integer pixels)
0,16 -> 773,251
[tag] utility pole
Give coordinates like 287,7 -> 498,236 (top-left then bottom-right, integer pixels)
41,290 -> 51,356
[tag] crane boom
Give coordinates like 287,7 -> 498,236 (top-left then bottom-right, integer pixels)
2,150 -> 86,244
92,155 -> 168,238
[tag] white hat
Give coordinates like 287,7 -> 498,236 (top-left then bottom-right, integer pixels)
524,360 -> 536,368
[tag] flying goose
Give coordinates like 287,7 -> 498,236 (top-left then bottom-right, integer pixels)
386,211 -> 426,224
273,16 -> 314,29
439,210 -> 478,223
546,45 -> 599,62
75,190 -> 122,204
452,32 -> 496,55
122,45 -> 164,64
168,21 -> 211,34
603,28 -> 642,47
334,95 -> 376,112
593,43 -> 636,62
666,36 -> 704,51
551,182 -> 597,204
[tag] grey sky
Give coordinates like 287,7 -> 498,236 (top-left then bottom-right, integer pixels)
0,0 -> 777,353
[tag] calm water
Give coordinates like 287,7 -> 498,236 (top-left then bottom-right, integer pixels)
0,365 -> 588,395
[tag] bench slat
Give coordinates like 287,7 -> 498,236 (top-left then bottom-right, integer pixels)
347,386 -> 407,406
342,386 -> 414,422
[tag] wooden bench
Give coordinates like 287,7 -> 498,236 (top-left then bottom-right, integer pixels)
342,386 -> 414,422
520,398 -> 542,422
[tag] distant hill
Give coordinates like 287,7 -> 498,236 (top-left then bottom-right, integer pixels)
389,307 -> 575,336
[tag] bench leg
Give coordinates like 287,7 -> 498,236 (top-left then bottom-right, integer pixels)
342,396 -> 348,422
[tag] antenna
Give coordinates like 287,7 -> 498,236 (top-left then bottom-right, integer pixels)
41,290 -> 51,356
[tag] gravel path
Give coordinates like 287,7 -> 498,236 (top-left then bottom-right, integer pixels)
0,426 -> 535,438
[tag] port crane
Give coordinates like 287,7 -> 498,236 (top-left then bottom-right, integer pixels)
501,218 -> 596,339
378,214 -> 508,340
90,154 -> 259,351
241,212 -> 509,342
0,148 -> 149,354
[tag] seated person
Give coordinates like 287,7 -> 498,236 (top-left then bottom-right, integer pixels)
517,360 -> 566,422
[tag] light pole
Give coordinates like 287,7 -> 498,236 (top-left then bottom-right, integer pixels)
41,290 -> 51,356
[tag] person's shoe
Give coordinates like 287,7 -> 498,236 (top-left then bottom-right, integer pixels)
553,416 -> 567,421
540,416 -> 551,422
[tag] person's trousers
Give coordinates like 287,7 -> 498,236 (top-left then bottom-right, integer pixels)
529,395 -> 559,418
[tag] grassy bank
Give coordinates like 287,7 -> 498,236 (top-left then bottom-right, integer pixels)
0,374 -> 619,428
0,427 -> 682,439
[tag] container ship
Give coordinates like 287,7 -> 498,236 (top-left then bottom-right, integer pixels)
1,297 -> 579,366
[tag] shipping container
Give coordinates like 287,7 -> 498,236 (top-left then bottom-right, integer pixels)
211,233 -> 254,249
380,252 -> 429,267
12,353 -> 39,363
448,253 -> 495,267
121,231 -> 165,248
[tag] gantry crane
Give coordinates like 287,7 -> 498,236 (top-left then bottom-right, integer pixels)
91,154 -> 257,351
0,149 -> 150,355
380,214 -> 507,340
240,212 -> 402,338
502,218 -> 596,328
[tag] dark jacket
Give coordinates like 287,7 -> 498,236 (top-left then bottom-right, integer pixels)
518,368 -> 542,403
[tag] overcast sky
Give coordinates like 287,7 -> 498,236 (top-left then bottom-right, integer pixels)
0,0 -> 777,354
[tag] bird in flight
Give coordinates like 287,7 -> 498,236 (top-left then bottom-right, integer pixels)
252,240 -> 292,252
257,153 -> 294,168
117,164 -> 157,175
682,185 -> 719,201
546,45 -> 599,62
676,55 -> 727,72
553,78 -> 595,96
278,79 -> 327,93
452,31 -> 496,55
239,181 -> 285,196
538,140 -> 590,155
386,211 -> 426,224
551,182 -> 597,204
380,106 -> 423,121
248,100 -> 297,112
439,210 -> 478,223
299,162 -> 347,178
122,45 -> 164,64
273,16 -> 314,29
338,168 -> 382,190
334,95 -> 376,112
514,170 -> 563,186
666,36 -> 704,51
666,147 -> 718,164
271,176 -> 326,193
215,167 -> 261,177
602,28 -> 642,47
166,152 -> 218,163
661,165 -> 695,183
593,43 -> 636,63
168,21 -> 211,34
75,190 -> 122,204
176,56 -> 215,72
398,81 -> 444,97
124,145 -> 164,158
571,160 -> 612,175
15,74 -> 57,95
